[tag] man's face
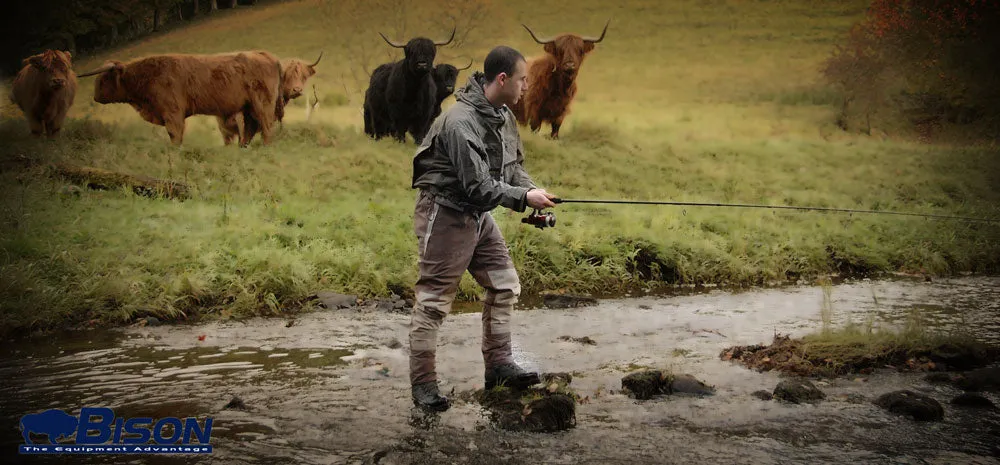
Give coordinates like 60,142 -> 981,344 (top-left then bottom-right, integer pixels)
501,59 -> 528,106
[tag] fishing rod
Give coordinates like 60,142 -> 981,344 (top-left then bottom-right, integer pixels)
521,197 -> 1000,229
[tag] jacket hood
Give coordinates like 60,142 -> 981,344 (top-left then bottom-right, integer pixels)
455,71 -> 507,125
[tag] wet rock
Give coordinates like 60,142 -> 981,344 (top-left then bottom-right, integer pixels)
223,396 -> 248,411
541,293 -> 598,309
773,379 -> 826,404
315,291 -> 358,309
926,343 -> 997,371
557,335 -> 597,345
522,394 -> 577,432
751,390 -> 773,401
953,367 -> 1000,392
144,317 -> 161,327
950,393 -> 996,410
375,299 -> 396,312
385,339 -> 403,349
873,390 -> 944,421
621,370 -> 713,399
621,370 -> 672,400
476,373 -> 578,433
669,374 -> 716,396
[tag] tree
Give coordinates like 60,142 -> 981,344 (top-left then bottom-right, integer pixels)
822,0 -> 1000,138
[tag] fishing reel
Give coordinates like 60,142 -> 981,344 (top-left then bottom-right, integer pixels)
522,209 -> 556,230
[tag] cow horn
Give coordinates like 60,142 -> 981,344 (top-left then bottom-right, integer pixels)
582,19 -> 611,43
77,62 -> 116,77
457,57 -> 473,71
379,32 -> 406,49
434,27 -> 456,47
310,51 -> 323,68
522,24 -> 555,45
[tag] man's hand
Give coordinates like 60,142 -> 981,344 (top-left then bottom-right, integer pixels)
526,188 -> 557,209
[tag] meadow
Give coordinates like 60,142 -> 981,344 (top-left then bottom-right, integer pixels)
2,0 -> 998,335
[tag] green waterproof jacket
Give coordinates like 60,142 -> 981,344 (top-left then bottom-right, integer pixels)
411,71 -> 538,213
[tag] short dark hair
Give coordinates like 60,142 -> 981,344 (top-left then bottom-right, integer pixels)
483,46 -> 525,82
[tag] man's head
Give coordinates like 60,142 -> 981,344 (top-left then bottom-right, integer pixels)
483,46 -> 528,108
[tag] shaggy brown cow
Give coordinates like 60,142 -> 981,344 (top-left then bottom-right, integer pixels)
10,50 -> 77,136
77,51 -> 283,146
511,20 -> 610,139
216,52 -> 323,146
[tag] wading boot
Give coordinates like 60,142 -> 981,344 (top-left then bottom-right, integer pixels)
411,381 -> 450,412
485,363 -> 541,390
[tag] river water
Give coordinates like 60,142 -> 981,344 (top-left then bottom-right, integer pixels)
2,275 -> 998,464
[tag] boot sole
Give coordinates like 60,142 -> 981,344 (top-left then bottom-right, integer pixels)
413,399 -> 451,412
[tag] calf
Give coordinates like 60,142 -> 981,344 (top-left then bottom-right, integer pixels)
431,58 -> 473,120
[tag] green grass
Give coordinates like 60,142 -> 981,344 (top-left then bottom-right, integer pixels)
2,0 -> 999,335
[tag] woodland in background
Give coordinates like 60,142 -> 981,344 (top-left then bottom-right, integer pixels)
822,0 -> 1000,139
0,0 -> 266,77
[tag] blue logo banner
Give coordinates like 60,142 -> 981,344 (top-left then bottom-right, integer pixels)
18,407 -> 213,455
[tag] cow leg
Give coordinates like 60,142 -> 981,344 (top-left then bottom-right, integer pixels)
363,106 -> 376,138
410,121 -> 428,146
249,99 -> 275,146
240,111 -> 261,148
550,114 -> 565,140
47,107 -> 69,137
47,122 -> 63,137
529,118 -> 542,134
254,115 -> 272,146
28,117 -> 43,136
46,120 -> 63,137
393,127 -> 407,143
163,115 -> 185,145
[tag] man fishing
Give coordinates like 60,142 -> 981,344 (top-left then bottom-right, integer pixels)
408,45 -> 559,412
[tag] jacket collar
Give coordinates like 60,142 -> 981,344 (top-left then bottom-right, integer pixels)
455,71 -> 507,129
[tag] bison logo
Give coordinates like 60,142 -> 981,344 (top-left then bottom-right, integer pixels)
20,409 -> 78,444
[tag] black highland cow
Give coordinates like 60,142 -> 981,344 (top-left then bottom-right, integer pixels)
363,28 -> 455,144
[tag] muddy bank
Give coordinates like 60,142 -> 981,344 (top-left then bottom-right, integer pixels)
1,276 -> 999,464
721,333 -> 999,377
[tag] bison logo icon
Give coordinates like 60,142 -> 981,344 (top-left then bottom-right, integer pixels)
20,409 -> 78,444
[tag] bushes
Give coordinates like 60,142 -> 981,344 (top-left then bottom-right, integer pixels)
822,0 -> 1000,137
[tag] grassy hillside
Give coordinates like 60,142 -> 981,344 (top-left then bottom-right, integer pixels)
2,0 -> 998,335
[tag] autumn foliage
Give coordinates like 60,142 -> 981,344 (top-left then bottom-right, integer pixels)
822,0 -> 1000,137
